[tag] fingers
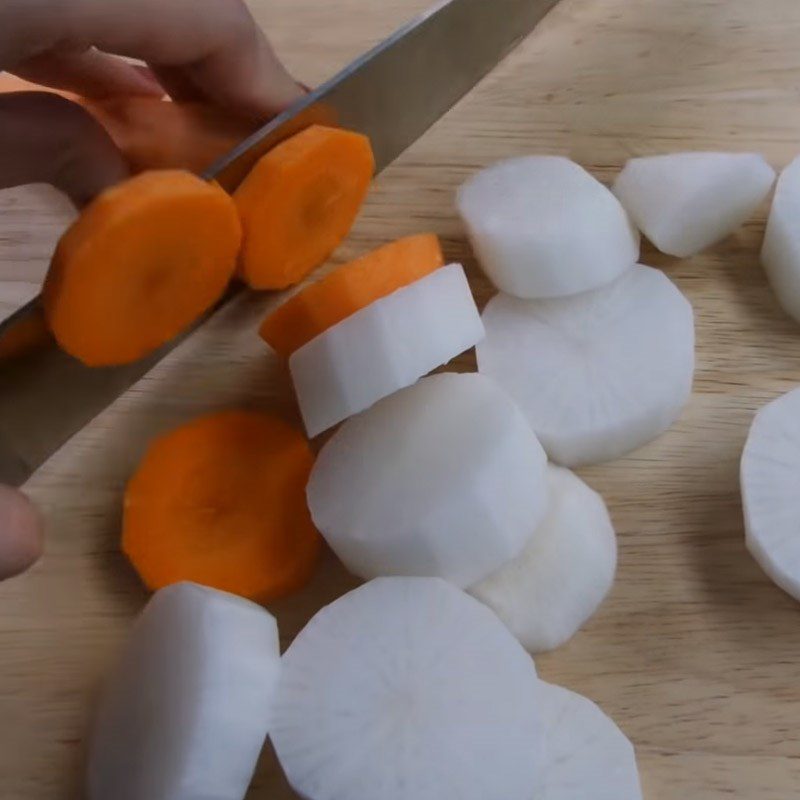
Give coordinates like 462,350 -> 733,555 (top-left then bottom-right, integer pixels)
0,92 -> 129,206
0,485 -> 43,581
2,0 -> 305,117
12,49 -> 164,99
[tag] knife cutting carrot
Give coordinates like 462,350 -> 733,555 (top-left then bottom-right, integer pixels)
0,0 -> 304,580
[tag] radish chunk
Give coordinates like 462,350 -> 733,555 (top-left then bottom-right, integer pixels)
477,265 -> 694,467
307,373 -> 548,587
613,152 -> 775,257
290,263 -> 484,437
456,156 -> 639,299
761,157 -> 800,324
271,577 -> 543,800
471,466 -> 617,653
88,583 -> 280,800
741,387 -> 800,600
536,682 -> 642,800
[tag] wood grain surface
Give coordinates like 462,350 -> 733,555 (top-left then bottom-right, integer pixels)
3,0 -> 800,797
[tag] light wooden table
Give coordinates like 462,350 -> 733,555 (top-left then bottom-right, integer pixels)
3,0 -> 800,797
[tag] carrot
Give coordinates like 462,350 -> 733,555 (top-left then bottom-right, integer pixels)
259,234 -> 445,358
43,170 -> 241,367
0,307 -> 51,362
123,410 -> 321,600
233,125 -> 375,290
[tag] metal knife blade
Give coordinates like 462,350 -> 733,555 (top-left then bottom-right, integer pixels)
0,0 -> 560,486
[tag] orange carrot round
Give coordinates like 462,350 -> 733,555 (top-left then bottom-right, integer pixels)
123,410 -> 321,601
259,234 -> 445,358
0,307 -> 51,362
43,170 -> 241,367
234,125 -> 375,290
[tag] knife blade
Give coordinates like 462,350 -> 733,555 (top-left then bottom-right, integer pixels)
0,0 -> 560,486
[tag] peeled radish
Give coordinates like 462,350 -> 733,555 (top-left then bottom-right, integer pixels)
271,577 -> 543,800
307,372 -> 548,587
88,582 -> 280,800
290,263 -> 484,437
477,265 -> 694,466
741,387 -> 800,600
761,156 -> 800,323
457,156 -> 639,299
536,682 -> 642,800
471,466 -> 616,653
613,152 -> 775,257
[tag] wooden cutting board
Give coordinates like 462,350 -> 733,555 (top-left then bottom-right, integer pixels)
2,0 -> 800,796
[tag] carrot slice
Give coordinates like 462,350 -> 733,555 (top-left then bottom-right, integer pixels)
0,307 -> 51,362
43,170 -> 241,366
233,125 -> 375,290
123,410 -> 321,601
259,234 -> 445,358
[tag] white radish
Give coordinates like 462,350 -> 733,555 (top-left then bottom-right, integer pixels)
477,265 -> 695,467
613,152 -> 775,257
535,682 -> 642,800
88,582 -> 280,800
271,577 -> 543,800
761,156 -> 800,324
741,387 -> 800,600
307,372 -> 548,587
471,466 -> 616,653
456,156 -> 639,299
290,263 -> 484,437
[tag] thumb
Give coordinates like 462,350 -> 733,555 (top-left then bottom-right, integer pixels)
0,92 -> 129,206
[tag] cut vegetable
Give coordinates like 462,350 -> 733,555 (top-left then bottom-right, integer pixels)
123,410 -> 321,600
260,233 -> 445,357
290,263 -> 484,437
613,152 -> 775,257
471,465 -> 616,653
761,156 -> 800,324
43,170 -> 241,366
234,125 -> 374,289
536,681 -> 642,800
88,582 -> 281,800
0,306 -> 51,362
741,386 -> 800,600
457,156 -> 639,299
307,372 -> 548,587
271,577 -> 543,800
477,265 -> 694,467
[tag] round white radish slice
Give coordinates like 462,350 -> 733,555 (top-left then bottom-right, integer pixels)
88,582 -> 280,800
536,681 -> 642,800
307,372 -> 548,587
761,157 -> 800,324
741,387 -> 800,600
271,577 -> 543,800
290,263 -> 484,437
456,156 -> 639,299
613,152 -> 775,257
477,265 -> 695,467
471,466 -> 616,653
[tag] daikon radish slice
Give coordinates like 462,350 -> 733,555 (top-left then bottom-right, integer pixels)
307,372 -> 548,587
613,152 -> 775,257
457,156 -> 639,299
271,577 -> 543,800
88,582 -> 280,800
290,263 -> 484,437
536,682 -> 643,800
761,156 -> 800,323
477,265 -> 695,467
471,466 -> 616,653
741,386 -> 800,600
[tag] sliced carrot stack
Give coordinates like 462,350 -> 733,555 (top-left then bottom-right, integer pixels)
259,234 -> 445,358
43,170 -> 241,366
234,125 -> 375,290
123,410 -> 321,601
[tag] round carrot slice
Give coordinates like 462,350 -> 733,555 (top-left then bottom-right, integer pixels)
259,233 -> 445,358
234,125 -> 375,290
123,410 -> 321,601
43,170 -> 241,367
